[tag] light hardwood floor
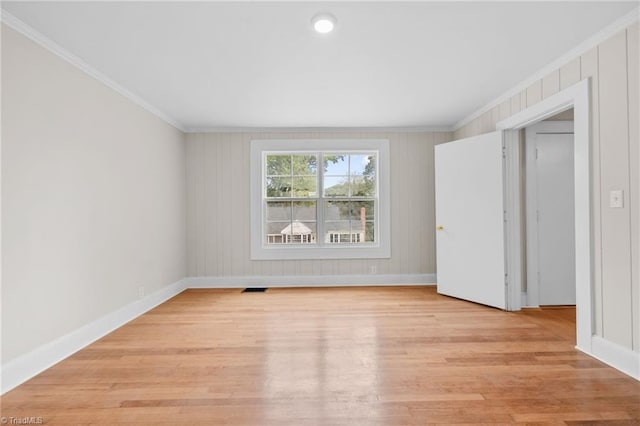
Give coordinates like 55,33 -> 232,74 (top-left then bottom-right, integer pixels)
1,286 -> 639,425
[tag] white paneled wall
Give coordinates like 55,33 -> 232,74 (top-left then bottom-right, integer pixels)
186,131 -> 451,280
454,23 -> 639,353
599,30 -> 632,348
628,22 -> 639,356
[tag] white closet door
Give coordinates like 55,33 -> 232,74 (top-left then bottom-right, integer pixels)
435,131 -> 507,310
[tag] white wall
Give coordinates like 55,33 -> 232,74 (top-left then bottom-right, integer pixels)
1,25 -> 187,363
454,23 -> 639,353
186,131 -> 451,281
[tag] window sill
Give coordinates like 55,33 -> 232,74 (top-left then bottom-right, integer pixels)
250,244 -> 391,260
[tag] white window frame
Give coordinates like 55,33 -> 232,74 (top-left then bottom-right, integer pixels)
250,139 -> 391,260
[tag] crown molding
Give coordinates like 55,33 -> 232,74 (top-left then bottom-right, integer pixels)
0,10 -> 453,135
1,10 -> 186,132
452,6 -> 639,132
185,125 -> 453,134
5,5 -> 636,136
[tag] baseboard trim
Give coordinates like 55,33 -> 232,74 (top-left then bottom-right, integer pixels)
583,336 -> 640,380
1,279 -> 188,394
1,274 -> 434,394
185,274 -> 436,288
13,274 -> 639,393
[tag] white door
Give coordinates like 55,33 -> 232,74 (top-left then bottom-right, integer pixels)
526,122 -> 575,306
435,131 -> 507,310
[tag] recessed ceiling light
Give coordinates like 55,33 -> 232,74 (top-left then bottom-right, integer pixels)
312,13 -> 336,34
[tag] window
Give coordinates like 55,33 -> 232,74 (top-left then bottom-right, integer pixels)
265,152 -> 374,246
251,139 -> 390,260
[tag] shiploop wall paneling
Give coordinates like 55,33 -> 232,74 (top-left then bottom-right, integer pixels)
186,131 -> 451,281
454,23 -> 639,353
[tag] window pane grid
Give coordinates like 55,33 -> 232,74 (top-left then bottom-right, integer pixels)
265,154 -> 318,199
264,151 -> 377,246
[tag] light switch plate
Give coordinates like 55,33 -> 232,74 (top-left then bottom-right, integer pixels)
609,190 -> 624,208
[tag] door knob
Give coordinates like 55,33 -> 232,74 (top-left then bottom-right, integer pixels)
436,225 -> 444,231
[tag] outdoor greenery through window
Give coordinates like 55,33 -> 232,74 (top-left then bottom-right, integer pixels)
264,152 -> 377,246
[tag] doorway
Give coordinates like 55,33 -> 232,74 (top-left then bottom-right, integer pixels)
524,118 -> 576,307
497,79 -> 592,353
434,80 -> 591,352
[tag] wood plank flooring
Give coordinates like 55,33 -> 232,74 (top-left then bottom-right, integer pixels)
1,286 -> 638,425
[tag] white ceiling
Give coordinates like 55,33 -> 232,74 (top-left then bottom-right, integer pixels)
2,1 -> 638,131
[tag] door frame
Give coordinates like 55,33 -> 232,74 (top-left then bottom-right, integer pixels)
524,121 -> 575,307
497,79 -> 592,353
